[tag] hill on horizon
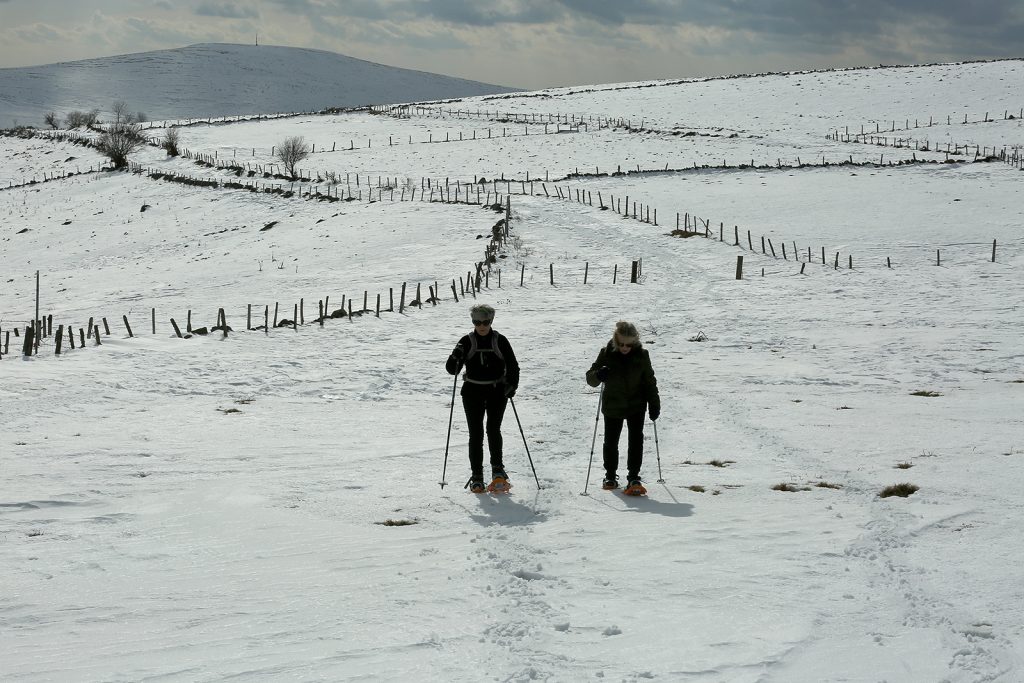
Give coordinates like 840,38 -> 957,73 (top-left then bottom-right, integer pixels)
0,42 -> 520,128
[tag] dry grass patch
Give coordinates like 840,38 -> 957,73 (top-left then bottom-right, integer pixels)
815,481 -> 842,489
217,407 -> 242,414
880,483 -> 919,498
772,483 -> 811,492
895,462 -> 914,469
375,519 -> 419,527
688,485 -> 706,493
910,390 -> 942,397
708,459 -> 735,468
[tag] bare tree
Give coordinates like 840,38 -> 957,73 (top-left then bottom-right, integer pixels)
65,110 -> 90,128
112,100 -> 130,124
276,135 -> 310,179
44,112 -> 60,129
97,121 -> 146,169
162,127 -> 180,157
135,111 -> 148,124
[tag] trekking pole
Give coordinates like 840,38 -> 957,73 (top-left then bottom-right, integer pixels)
582,384 -> 604,495
653,419 -> 664,483
440,373 -> 459,488
508,397 -> 541,489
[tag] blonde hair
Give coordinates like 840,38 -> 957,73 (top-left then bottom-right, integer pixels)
612,321 -> 640,350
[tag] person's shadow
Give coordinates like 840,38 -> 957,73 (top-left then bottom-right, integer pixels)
591,484 -> 694,517
470,491 -> 546,527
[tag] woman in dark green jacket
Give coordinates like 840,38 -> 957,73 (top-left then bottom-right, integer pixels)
586,321 -> 660,493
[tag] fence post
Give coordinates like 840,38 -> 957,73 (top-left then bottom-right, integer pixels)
992,239 -> 997,262
735,255 -> 744,280
123,316 -> 133,337
22,325 -> 34,356
631,261 -> 639,283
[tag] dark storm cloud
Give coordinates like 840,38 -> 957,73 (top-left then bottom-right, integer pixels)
294,0 -> 1024,55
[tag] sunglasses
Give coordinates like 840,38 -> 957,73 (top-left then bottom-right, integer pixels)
472,319 -> 493,326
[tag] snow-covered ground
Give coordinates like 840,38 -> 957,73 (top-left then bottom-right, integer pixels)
2,59 -> 1023,682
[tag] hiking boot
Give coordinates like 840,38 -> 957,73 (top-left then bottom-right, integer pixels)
602,475 -> 619,490
469,477 -> 486,494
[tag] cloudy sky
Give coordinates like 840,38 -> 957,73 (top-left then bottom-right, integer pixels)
1,0 -> 1022,88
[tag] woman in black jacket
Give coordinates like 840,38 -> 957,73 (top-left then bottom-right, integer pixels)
446,304 -> 520,493
586,321 -> 660,494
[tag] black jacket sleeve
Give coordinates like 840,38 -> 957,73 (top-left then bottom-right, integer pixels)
643,351 -> 660,415
445,336 -> 470,375
499,334 -> 520,389
586,347 -> 608,387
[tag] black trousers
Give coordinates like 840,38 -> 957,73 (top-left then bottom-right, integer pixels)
462,383 -> 508,479
603,413 -> 645,480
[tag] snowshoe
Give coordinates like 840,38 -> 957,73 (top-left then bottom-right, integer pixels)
469,479 -> 487,494
488,472 -> 512,494
602,476 -> 620,490
623,479 -> 647,496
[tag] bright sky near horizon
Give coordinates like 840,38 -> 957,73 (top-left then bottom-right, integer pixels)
1,0 -> 1023,89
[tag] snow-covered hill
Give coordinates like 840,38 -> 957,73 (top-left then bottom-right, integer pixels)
2,59 -> 1023,681
0,43 -> 519,128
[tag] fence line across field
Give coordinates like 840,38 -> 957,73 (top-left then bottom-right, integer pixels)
4,256 -> 648,361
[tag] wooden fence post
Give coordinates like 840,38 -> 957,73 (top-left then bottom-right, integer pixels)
735,255 -> 744,280
170,319 -> 182,338
22,325 -> 34,356
399,283 -> 406,313
123,316 -> 133,337
992,239 -> 997,262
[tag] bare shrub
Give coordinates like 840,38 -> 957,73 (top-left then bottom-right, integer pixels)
65,110 -> 96,129
276,135 -> 310,179
97,121 -> 146,168
162,127 -> 180,157
44,112 -> 60,129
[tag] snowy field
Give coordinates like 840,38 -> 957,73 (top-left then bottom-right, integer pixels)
2,60 -> 1024,682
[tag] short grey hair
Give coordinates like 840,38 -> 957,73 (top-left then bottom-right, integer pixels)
470,304 -> 495,321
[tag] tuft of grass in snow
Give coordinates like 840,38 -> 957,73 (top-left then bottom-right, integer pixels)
217,407 -> 242,414
772,483 -> 811,492
895,462 -> 914,469
688,485 -> 706,493
910,390 -> 942,397
708,459 -> 735,468
880,483 -> 919,498
815,481 -> 842,489
376,519 -> 418,527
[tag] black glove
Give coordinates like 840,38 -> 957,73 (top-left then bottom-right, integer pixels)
649,405 -> 660,421
596,366 -> 609,382
504,384 -> 517,399
451,345 -> 466,364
